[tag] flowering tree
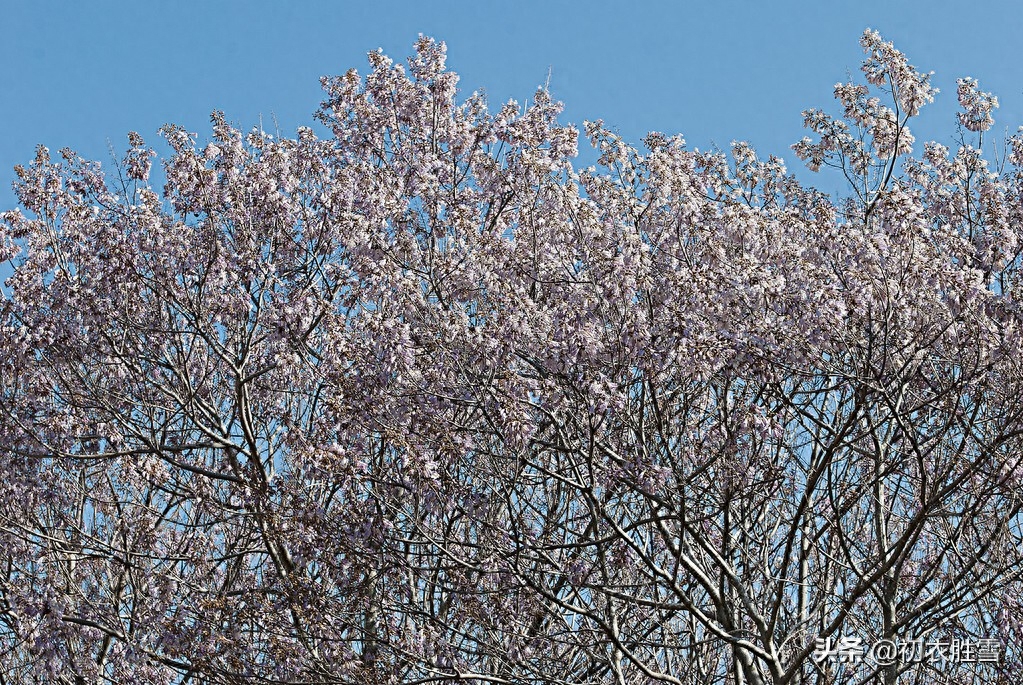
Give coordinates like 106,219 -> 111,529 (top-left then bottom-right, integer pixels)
1,30 -> 1022,685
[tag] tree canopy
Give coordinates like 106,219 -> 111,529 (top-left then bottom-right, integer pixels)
1,31 -> 1021,685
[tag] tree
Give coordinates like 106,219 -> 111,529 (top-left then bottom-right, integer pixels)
1,30 -> 1022,685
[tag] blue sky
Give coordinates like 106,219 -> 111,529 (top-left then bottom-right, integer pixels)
2,0 -> 1023,210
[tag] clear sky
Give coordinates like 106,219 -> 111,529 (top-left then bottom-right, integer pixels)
2,0 -> 1023,210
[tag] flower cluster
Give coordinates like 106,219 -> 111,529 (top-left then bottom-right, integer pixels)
957,76 -> 999,132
